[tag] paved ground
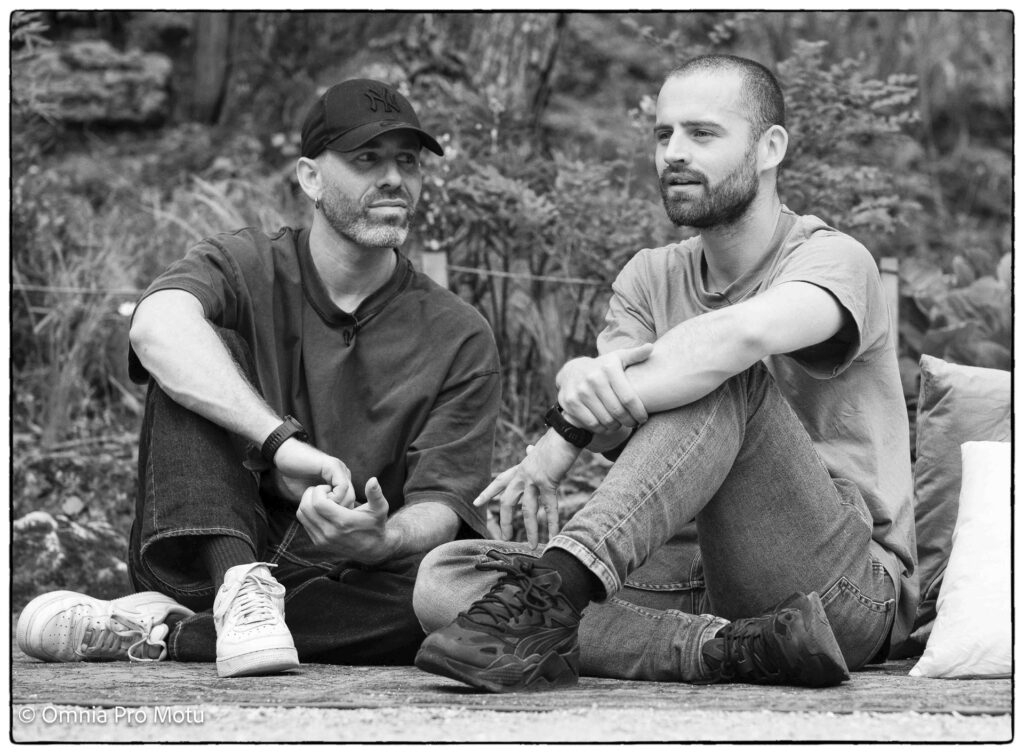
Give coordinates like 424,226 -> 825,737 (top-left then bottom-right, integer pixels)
12,653 -> 1013,743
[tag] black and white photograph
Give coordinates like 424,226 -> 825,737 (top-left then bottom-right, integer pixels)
8,7 -> 1013,744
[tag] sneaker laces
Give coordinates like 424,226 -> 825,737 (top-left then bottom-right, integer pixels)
227,572 -> 283,630
463,556 -> 560,628
713,613 -> 789,683
74,605 -> 169,662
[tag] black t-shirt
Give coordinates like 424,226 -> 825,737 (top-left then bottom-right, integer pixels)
129,226 -> 501,541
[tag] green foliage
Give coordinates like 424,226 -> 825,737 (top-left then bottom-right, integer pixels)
9,11 -> 1013,570
777,39 -> 921,248
899,252 -> 1012,372
419,131 -> 671,437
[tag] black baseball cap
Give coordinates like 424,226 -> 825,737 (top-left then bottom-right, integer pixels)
300,79 -> 444,159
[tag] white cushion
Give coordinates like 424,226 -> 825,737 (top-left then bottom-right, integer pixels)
910,441 -> 1011,678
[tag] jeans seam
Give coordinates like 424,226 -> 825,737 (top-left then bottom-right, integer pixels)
270,521 -> 301,565
272,522 -> 340,570
689,550 -> 704,588
147,403 -> 159,532
820,567 -> 896,668
168,612 -> 209,662
589,387 -> 728,570
822,576 -> 893,613
606,595 -> 671,620
281,572 -> 322,605
623,579 -> 703,591
278,550 -> 335,570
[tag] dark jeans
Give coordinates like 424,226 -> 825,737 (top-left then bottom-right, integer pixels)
126,330 -> 425,665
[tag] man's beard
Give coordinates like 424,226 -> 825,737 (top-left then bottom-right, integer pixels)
321,188 -> 415,248
659,147 -> 759,230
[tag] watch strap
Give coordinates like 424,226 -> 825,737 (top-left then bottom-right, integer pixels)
544,404 -> 593,449
261,416 -> 309,463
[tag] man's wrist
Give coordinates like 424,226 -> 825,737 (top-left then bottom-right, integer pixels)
587,425 -> 633,453
352,523 -> 398,567
261,416 -> 309,463
544,404 -> 594,448
544,426 -> 585,457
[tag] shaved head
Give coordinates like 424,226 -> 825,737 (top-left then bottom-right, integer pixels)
667,54 -> 785,137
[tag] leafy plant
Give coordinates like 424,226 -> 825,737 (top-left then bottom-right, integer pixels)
8,11 -> 1012,566
899,252 -> 1012,373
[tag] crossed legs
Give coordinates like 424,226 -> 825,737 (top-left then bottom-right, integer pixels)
415,363 -> 896,682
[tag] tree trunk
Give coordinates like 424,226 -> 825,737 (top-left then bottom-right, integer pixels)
190,12 -> 232,123
465,12 -> 565,127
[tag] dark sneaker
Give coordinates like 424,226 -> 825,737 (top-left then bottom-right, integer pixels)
415,550 -> 582,693
701,592 -> 850,687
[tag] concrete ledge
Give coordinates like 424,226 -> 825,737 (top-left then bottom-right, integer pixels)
12,653 -> 1012,742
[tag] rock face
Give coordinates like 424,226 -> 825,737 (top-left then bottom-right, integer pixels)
16,39 -> 172,126
13,511 -> 131,610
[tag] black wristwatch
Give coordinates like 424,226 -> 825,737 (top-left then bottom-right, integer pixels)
544,404 -> 594,449
261,416 -> 309,464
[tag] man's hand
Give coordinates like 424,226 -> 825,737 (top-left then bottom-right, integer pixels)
271,438 -> 356,507
473,429 -> 581,547
296,477 -> 393,564
556,344 -> 653,433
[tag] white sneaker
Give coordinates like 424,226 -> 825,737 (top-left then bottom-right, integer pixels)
16,590 -> 194,663
213,562 -> 298,677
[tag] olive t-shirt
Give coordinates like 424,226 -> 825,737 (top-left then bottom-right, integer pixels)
129,226 -> 501,551
597,207 -> 917,649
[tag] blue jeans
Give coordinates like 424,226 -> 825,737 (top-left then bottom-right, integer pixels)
414,363 -> 896,681
127,330 -> 425,665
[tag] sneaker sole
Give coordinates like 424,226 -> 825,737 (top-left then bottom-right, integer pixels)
217,647 -> 299,678
790,592 -> 850,687
415,643 -> 579,693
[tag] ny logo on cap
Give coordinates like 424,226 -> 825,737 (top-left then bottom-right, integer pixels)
364,86 -> 400,113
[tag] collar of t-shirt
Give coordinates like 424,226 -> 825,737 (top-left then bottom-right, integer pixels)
696,208 -> 797,308
296,227 -> 413,328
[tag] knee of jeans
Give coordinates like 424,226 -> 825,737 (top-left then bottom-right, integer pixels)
413,540 -> 508,633
412,542 -> 470,633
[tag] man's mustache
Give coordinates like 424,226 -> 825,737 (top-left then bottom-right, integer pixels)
365,189 -> 414,206
660,169 -> 707,187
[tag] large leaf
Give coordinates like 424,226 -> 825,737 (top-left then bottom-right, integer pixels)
920,321 -> 974,361
942,276 -> 1011,337
961,340 -> 1012,371
900,257 -> 948,313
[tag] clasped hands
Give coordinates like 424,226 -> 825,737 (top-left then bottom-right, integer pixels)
474,344 -> 652,547
270,438 -> 394,565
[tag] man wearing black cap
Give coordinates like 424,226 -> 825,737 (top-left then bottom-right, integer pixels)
16,80 -> 501,678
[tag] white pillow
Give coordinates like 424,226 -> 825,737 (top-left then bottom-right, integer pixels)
910,441 -> 1011,678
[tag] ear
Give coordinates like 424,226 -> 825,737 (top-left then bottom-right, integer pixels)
759,124 -> 789,172
295,156 -> 322,202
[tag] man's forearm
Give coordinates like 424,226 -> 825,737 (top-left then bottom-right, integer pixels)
380,502 -> 461,562
623,282 -> 847,415
131,290 -> 281,444
624,305 -> 757,414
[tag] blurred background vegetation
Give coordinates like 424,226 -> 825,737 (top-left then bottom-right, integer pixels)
10,11 -> 1012,606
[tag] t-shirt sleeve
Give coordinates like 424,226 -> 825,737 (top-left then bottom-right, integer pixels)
596,251 -> 658,356
127,239 -> 245,383
770,233 -> 890,378
401,322 -> 502,539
